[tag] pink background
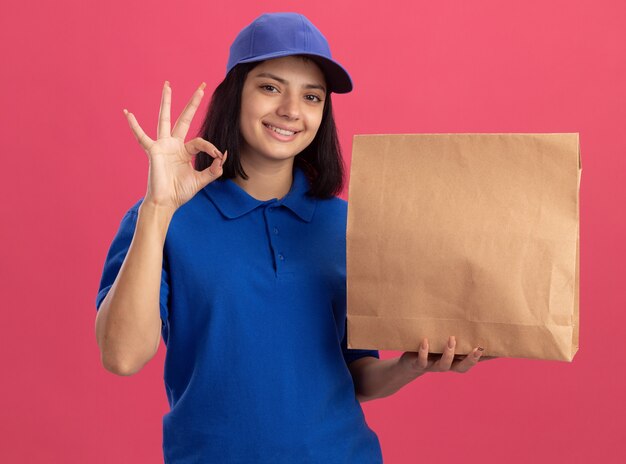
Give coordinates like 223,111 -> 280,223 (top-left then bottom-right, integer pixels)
2,0 -> 624,462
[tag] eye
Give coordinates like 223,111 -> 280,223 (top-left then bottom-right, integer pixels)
306,94 -> 323,103
260,85 -> 323,103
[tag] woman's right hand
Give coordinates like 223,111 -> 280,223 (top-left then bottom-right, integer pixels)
123,80 -> 228,212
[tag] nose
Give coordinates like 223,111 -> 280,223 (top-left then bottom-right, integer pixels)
277,91 -> 300,120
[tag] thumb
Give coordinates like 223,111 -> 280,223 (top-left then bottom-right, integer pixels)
197,150 -> 227,188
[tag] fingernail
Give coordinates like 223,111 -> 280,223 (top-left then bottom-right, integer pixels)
448,336 -> 455,349
199,82 -> 206,90
474,347 -> 484,358
165,80 -> 170,87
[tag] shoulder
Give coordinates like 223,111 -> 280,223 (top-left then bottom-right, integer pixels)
122,198 -> 145,217
309,196 -> 348,239
114,198 -> 151,229
315,195 -> 347,213
312,195 -> 347,223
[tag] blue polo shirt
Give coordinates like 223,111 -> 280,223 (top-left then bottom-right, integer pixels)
95,164 -> 383,463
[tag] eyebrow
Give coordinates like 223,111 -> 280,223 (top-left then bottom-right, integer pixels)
254,72 -> 326,94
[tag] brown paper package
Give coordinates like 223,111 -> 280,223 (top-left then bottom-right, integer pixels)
346,133 -> 581,362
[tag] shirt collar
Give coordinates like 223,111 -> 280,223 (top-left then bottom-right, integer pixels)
203,165 -> 317,222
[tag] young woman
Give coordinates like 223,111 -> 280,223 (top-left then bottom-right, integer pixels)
95,12 -> 493,464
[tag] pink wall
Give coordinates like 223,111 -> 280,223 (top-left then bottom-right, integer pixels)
1,0 -> 624,462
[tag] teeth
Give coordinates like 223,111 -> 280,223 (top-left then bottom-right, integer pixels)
266,123 -> 296,136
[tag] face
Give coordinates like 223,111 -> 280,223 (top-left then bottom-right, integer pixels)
238,55 -> 327,165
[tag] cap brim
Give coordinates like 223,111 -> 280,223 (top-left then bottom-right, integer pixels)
237,51 -> 353,94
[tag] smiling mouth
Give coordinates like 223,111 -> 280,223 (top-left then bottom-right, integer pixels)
263,122 -> 301,136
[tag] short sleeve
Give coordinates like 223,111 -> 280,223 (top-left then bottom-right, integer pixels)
95,206 -> 170,329
341,318 -> 380,366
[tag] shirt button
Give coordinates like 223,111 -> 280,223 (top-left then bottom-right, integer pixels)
278,254 -> 284,261
273,227 -> 279,234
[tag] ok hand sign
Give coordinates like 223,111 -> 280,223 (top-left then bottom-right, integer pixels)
123,81 -> 228,213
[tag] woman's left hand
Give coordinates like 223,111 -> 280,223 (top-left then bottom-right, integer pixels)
399,336 -> 500,376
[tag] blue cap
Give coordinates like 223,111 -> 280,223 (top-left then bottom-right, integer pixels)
226,12 -> 353,94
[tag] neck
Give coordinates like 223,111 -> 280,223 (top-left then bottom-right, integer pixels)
232,155 -> 295,201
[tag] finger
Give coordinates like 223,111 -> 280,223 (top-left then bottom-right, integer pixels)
172,82 -> 206,141
436,335 -> 456,371
453,347 -> 483,373
157,81 -> 172,139
184,138 -> 223,162
415,337 -> 429,370
123,109 -> 154,152
197,154 -> 225,188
